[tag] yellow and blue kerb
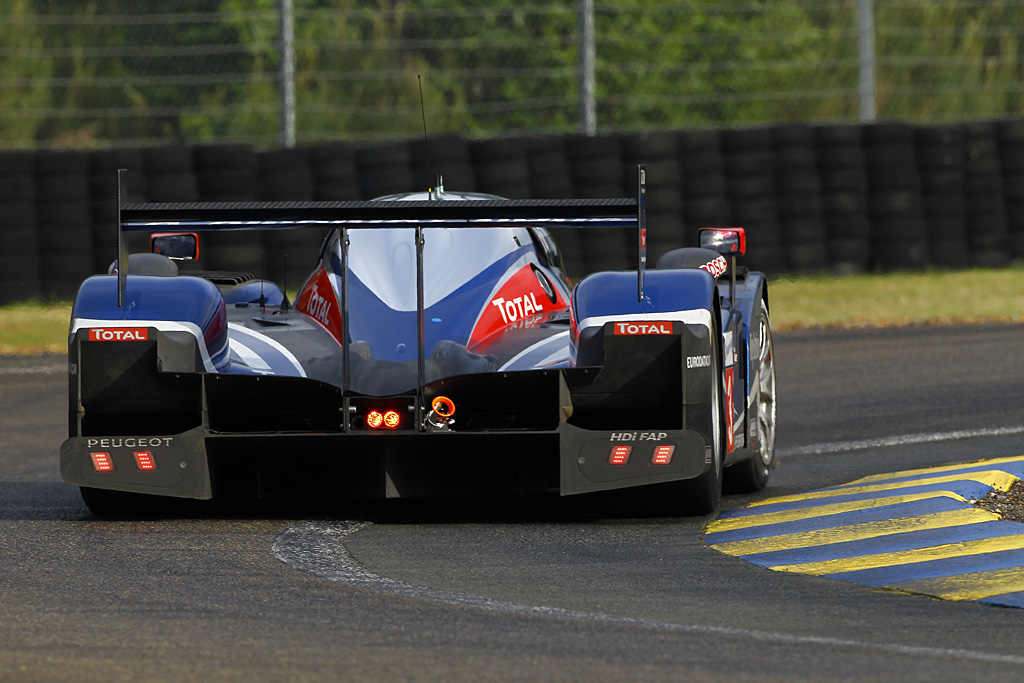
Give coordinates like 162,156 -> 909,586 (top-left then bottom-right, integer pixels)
705,454 -> 1024,607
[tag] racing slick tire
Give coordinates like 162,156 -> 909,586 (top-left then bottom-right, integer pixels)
725,299 -> 777,493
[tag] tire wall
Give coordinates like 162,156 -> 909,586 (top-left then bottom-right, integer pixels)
5,117 -> 1024,303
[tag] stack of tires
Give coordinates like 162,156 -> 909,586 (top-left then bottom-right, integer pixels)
140,145 -> 199,266
526,136 -> 583,279
355,142 -> 415,200
815,124 -> 872,273
721,127 -> 785,273
678,129 -> 731,245
963,121 -> 1009,267
89,148 -> 146,275
309,143 -> 359,202
565,135 -> 630,272
621,131 -> 686,264
0,152 -> 38,304
34,151 -> 94,299
411,135 -> 475,194
193,144 -> 260,274
915,124 -> 968,268
258,147 -> 319,288
771,124 -> 827,271
143,145 -> 199,203
471,138 -> 530,199
864,123 -> 928,270
998,119 -> 1024,260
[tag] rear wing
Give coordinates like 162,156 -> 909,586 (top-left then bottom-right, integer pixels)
114,167 -> 648,425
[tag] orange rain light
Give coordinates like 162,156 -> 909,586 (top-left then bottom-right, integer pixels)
651,445 -> 675,465
134,450 -> 157,471
90,452 -> 114,472
609,445 -> 631,466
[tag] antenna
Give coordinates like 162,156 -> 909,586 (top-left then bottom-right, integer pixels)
417,74 -> 428,141
418,74 -> 439,196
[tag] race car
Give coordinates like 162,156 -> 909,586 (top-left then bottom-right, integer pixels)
60,169 -> 776,516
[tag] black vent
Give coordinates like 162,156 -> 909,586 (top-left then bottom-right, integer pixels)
187,271 -> 254,285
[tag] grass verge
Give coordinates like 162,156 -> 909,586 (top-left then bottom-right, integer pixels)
2,267 -> 1023,355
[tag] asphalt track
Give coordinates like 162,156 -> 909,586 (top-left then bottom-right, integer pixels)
3,324 -> 1024,681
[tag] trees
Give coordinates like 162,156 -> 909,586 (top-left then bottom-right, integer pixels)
3,1 -> 1024,148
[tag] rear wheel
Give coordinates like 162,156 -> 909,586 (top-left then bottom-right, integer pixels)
725,299 -> 776,492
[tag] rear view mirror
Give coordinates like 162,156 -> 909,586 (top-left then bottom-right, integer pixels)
150,232 -> 199,260
699,227 -> 746,256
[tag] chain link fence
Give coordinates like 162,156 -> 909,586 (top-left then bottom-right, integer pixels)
2,1 -> 1024,149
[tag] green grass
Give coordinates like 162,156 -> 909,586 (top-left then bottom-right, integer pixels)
0,300 -> 73,355
3,267 -> 1024,354
769,267 -> 1024,330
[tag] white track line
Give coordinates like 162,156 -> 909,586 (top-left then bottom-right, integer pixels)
272,520 -> 1024,667
778,426 -> 1024,458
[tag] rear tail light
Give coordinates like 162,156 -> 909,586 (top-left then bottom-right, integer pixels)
367,409 -> 401,430
651,445 -> 675,465
134,450 -> 157,471
609,445 -> 631,465
90,452 -> 114,472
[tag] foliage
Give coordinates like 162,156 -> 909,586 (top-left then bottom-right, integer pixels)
4,1 -> 1024,147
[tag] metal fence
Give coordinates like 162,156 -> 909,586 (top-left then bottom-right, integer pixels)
3,1 -> 1024,149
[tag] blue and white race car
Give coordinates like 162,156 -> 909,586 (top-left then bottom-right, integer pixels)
60,170 -> 776,516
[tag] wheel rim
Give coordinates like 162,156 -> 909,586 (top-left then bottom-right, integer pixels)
756,311 -> 776,469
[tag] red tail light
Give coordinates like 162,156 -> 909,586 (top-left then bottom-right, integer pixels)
134,450 -> 157,471
367,409 -> 401,430
609,445 -> 631,465
90,452 -> 114,472
651,445 -> 675,465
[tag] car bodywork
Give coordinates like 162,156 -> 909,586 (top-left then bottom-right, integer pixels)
60,171 -> 775,515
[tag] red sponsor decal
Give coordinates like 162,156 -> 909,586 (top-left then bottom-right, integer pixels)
295,266 -> 345,346
724,367 -> 735,453
469,265 -> 567,346
612,321 -> 673,335
700,256 -> 728,278
88,327 -> 149,342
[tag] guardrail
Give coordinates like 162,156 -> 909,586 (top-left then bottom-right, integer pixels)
2,119 -> 1023,304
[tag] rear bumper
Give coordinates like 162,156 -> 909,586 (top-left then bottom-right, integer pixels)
61,424 -> 711,500
62,320 -> 716,500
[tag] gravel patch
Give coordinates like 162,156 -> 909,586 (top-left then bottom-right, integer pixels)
974,480 -> 1024,523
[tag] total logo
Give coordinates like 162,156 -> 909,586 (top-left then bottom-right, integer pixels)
306,283 -> 333,328
88,327 -> 149,342
613,321 -> 672,335
491,293 -> 544,324
700,256 -> 728,278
